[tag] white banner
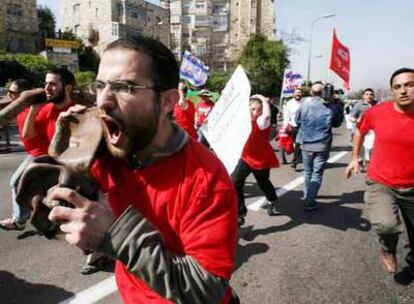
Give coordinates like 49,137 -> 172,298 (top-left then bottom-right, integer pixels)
281,69 -> 303,98
202,65 -> 251,174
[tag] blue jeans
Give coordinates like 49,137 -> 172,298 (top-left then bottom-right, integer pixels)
10,156 -> 32,221
301,150 -> 329,208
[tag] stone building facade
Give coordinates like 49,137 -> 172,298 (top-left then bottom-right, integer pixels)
165,0 -> 275,71
228,0 -> 275,61
0,0 -> 39,53
60,0 -> 170,55
164,0 -> 230,71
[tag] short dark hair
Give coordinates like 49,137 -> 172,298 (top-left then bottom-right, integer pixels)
363,88 -> 374,94
11,78 -> 32,91
46,68 -> 76,88
104,36 -> 180,92
389,68 -> 414,87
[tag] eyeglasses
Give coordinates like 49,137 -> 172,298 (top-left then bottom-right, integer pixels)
7,90 -> 21,95
91,80 -> 157,95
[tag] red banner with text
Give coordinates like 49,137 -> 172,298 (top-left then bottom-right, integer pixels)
330,29 -> 350,89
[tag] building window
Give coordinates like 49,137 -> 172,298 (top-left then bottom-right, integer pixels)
73,3 -> 81,13
96,8 -> 99,17
111,22 -> 119,36
6,4 -> 23,16
74,24 -> 80,35
131,11 -> 138,18
195,3 -> 205,8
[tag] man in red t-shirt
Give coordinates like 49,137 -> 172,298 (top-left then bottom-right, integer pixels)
47,36 -> 239,303
173,82 -> 197,139
231,94 -> 280,226
195,89 -> 215,146
345,68 -> 414,276
0,69 -> 77,231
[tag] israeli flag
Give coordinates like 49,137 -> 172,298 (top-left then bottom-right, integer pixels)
180,50 -> 209,87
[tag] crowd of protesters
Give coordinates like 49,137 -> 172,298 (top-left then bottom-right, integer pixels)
0,34 -> 413,303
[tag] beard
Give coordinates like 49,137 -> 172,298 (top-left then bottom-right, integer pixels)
103,96 -> 161,159
48,90 -> 66,104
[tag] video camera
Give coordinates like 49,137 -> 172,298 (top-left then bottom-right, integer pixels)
321,83 -> 344,103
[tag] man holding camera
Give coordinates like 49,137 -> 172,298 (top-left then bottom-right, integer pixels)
295,83 -> 343,211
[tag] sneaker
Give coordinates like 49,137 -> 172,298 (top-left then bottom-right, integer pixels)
380,249 -> 398,273
0,217 -> 26,231
267,201 -> 280,216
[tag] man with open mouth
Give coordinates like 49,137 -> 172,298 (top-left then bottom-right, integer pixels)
48,36 -> 240,304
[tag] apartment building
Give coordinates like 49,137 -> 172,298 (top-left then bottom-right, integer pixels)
229,0 -> 275,60
60,0 -> 170,54
166,0 -> 275,71
0,0 -> 39,53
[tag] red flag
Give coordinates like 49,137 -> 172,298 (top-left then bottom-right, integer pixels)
330,29 -> 350,88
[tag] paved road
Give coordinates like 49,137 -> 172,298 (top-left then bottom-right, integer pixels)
0,126 -> 413,304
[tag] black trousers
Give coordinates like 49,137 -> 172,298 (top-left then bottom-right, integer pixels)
291,127 -> 302,165
231,159 -> 277,216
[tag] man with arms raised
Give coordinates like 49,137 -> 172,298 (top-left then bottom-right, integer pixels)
0,69 -> 76,230
48,37 -> 239,303
346,68 -> 414,275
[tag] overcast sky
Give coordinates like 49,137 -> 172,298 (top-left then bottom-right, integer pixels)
38,0 -> 414,91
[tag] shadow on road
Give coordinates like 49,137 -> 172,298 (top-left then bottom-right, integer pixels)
234,237 -> 269,271
240,190 -> 370,243
394,267 -> 414,286
331,145 -> 352,152
0,270 -> 74,304
17,230 -> 38,240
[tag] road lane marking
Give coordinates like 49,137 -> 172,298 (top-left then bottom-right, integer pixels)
247,151 -> 349,211
60,151 -> 349,303
59,276 -> 117,304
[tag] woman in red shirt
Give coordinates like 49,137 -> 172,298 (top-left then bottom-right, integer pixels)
231,94 -> 280,226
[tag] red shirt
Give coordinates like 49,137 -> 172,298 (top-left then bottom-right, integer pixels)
16,109 -> 49,157
173,100 -> 197,139
36,101 -> 75,142
91,138 -> 238,303
358,101 -> 414,188
241,122 -> 279,170
195,99 -> 215,128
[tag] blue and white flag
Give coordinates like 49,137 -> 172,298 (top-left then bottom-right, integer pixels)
180,50 -> 209,87
281,69 -> 303,97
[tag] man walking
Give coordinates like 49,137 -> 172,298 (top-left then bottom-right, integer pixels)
283,87 -> 304,169
349,88 -> 377,171
296,83 -> 343,211
345,68 -> 414,275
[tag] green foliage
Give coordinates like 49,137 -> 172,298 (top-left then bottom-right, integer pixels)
0,54 -> 55,86
236,34 -> 289,97
206,71 -> 232,92
78,46 -> 100,73
75,71 -> 96,91
37,6 -> 56,38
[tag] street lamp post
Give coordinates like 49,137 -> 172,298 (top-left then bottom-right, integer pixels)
306,13 -> 336,85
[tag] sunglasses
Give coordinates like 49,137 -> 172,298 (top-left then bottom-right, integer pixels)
8,90 -> 21,95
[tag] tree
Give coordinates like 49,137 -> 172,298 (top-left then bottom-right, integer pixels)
37,6 -> 56,39
75,71 -> 96,91
0,54 -> 55,86
236,34 -> 289,97
206,71 -> 232,92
